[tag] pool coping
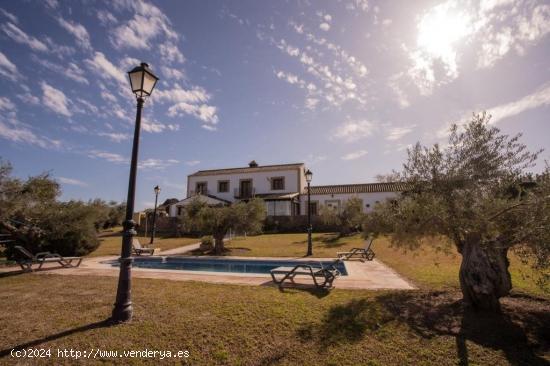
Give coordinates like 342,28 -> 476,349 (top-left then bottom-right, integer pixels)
31,254 -> 417,290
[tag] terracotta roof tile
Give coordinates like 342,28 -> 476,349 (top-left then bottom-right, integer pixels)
307,182 -> 407,194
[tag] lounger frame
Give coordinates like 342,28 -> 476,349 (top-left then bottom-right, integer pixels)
337,238 -> 375,261
15,246 -> 83,272
270,261 -> 341,289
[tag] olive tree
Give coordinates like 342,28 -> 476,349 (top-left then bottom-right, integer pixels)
319,197 -> 365,236
183,198 -> 266,255
0,159 -> 101,257
364,113 -> 549,311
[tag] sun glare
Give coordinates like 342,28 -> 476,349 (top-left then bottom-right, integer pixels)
417,2 -> 472,70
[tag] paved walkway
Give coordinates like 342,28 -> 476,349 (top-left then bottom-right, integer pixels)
157,242 -> 200,255
1,243 -> 416,291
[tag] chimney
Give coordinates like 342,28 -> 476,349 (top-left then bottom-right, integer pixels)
248,160 -> 258,168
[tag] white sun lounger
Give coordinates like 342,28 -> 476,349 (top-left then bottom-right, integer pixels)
270,259 -> 342,289
337,237 -> 375,261
15,245 -> 83,272
132,238 -> 155,256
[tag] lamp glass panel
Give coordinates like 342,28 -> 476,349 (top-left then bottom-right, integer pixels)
129,71 -> 144,92
142,72 -> 157,95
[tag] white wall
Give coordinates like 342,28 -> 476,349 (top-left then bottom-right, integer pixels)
187,168 -> 302,202
300,191 -> 399,215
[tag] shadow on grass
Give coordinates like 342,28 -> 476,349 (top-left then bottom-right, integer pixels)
297,291 -> 550,365
277,285 -> 331,299
185,247 -> 252,256
0,319 -> 112,358
292,234 -> 353,248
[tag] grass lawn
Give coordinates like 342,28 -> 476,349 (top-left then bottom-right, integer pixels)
88,227 -> 199,257
223,233 -> 548,298
0,274 -> 548,365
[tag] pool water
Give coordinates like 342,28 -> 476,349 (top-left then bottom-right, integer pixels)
108,257 -> 348,275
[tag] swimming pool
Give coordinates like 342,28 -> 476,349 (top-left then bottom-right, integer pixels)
107,257 -> 348,276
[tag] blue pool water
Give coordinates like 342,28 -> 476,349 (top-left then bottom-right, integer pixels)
108,257 -> 348,275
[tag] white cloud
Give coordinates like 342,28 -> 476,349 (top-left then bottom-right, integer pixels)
168,103 -> 219,125
346,0 -> 369,12
56,17 -> 92,50
0,97 -> 16,111
388,73 -> 411,108
97,10 -> 117,26
274,39 -> 367,108
84,52 -> 126,85
58,177 -> 88,187
319,22 -> 331,31
159,42 -> 185,63
386,126 -> 415,141
98,132 -> 131,142
437,83 -> 550,139
333,119 -> 376,142
87,150 -> 126,164
33,56 -> 89,84
101,90 -> 118,103
305,98 -> 319,110
0,8 -> 18,23
0,120 -> 61,149
44,0 -> 59,9
110,0 -> 178,49
342,149 -> 368,160
161,66 -> 185,80
155,85 -> 211,104
156,84 -> 219,126
17,92 -> 40,105
201,124 -> 217,131
477,3 -> 550,68
138,158 -> 179,170
1,22 -> 48,52
40,82 -> 72,117
488,83 -> 550,124
141,119 -> 180,133
185,160 -> 200,166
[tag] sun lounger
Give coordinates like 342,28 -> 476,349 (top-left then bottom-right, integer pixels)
132,238 -> 155,256
14,245 -> 83,272
270,259 -> 342,289
337,237 -> 375,261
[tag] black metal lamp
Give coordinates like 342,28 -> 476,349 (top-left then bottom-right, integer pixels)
111,62 -> 158,323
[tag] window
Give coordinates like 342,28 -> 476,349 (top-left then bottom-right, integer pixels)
218,180 -> 229,193
271,177 -> 285,190
325,200 -> 341,212
309,201 -> 318,216
195,182 -> 207,195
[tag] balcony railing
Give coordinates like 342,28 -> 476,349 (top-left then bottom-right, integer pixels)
234,187 -> 255,199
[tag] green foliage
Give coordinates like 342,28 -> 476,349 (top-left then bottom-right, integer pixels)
201,235 -> 213,246
87,199 -> 126,230
319,197 -> 365,236
364,113 -> 549,294
0,158 -> 112,258
182,197 -> 266,254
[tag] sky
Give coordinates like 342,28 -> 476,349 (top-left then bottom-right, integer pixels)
0,0 -> 549,210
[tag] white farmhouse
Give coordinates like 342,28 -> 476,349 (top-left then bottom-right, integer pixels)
168,161 -> 404,218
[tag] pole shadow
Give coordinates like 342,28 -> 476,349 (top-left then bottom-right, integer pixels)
0,319 -> 113,358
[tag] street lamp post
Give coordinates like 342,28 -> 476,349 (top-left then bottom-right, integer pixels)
305,169 -> 313,256
112,63 -> 158,323
150,185 -> 161,244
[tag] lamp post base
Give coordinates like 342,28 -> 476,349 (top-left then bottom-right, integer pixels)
111,303 -> 133,323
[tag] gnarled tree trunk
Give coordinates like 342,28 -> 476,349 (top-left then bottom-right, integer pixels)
213,233 -> 225,255
458,239 -> 512,311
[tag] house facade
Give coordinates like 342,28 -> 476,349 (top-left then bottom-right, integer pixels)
168,161 -> 403,218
